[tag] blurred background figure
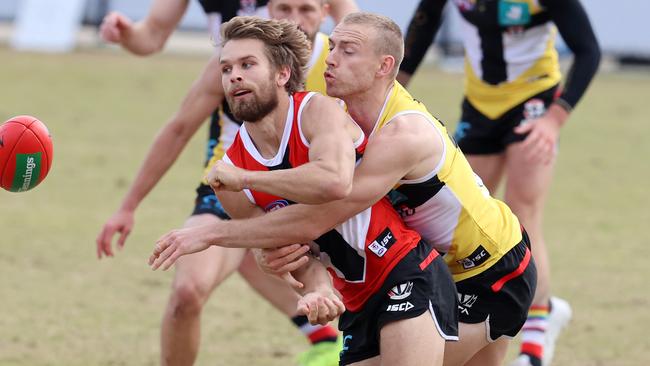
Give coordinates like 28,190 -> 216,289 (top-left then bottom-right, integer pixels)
397,1 -> 601,366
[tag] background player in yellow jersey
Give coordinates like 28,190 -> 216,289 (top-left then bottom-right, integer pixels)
149,12 -> 536,366
95,1 -> 357,365
397,1 -> 601,365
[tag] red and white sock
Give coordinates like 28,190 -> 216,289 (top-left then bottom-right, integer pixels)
292,315 -> 338,344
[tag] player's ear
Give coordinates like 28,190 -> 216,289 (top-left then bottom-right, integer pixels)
276,65 -> 291,88
377,55 -> 396,78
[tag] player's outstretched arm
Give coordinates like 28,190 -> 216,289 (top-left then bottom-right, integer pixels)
96,54 -> 224,259
294,257 -> 345,325
99,0 -> 189,56
209,94 -> 360,204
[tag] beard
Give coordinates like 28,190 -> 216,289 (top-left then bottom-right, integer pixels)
227,78 -> 279,123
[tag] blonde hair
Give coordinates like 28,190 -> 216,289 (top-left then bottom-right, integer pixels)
342,12 -> 404,78
221,16 -> 311,94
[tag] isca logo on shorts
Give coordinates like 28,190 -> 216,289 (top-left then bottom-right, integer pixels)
388,281 -> 413,300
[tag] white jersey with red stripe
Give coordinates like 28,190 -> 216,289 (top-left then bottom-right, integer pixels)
223,91 -> 427,311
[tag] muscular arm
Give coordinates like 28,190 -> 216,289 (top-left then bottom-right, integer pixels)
327,0 -> 359,23
116,55 -> 224,213
243,95 -> 359,203
107,0 -> 189,56
149,115 -> 440,268
397,0 -> 448,86
542,0 -> 601,111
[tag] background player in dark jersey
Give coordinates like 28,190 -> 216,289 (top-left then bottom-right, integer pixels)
396,1 -> 600,365
96,1 -> 357,365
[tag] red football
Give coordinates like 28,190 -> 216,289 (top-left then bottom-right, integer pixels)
0,115 -> 54,192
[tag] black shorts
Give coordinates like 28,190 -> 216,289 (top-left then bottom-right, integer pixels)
191,183 -> 230,219
455,231 -> 537,341
453,85 -> 559,155
338,242 -> 459,365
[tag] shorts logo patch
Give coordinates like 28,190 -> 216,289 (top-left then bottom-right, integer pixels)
368,228 -> 396,258
458,293 -> 478,315
386,301 -> 415,312
521,98 -> 546,126
388,281 -> 414,300
341,335 -> 353,356
457,245 -> 491,269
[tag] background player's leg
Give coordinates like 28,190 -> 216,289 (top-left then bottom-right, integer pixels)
379,312 -> 445,366
504,142 -> 570,366
465,154 -> 506,194
161,214 -> 247,366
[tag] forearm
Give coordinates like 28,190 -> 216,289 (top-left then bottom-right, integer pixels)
400,0 -> 446,76
244,162 -> 352,204
118,22 -> 171,56
118,117 -> 199,211
545,0 -> 601,110
120,65 -> 222,211
292,257 -> 335,296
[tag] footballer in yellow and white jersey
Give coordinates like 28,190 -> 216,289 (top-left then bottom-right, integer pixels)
375,81 -> 523,281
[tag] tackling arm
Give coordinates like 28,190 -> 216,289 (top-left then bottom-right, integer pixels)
209,116 -> 436,248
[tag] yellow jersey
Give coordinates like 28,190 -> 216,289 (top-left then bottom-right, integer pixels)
376,81 -> 523,281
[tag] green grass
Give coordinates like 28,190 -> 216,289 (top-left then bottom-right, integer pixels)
1,48 -> 649,365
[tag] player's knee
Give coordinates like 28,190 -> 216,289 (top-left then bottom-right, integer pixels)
169,282 -> 209,318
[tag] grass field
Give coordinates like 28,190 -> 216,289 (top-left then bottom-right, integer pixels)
1,47 -> 649,366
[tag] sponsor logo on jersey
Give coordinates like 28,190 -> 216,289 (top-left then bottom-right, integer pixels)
498,0 -> 531,26
368,228 -> 396,258
388,281 -> 414,300
264,199 -> 290,212
457,245 -> 491,269
386,301 -> 415,312
458,293 -> 478,315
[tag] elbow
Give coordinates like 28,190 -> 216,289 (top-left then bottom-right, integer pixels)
320,175 -> 352,202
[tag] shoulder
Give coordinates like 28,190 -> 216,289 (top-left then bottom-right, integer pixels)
300,93 -> 347,122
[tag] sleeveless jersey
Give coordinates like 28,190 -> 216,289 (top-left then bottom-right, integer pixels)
454,0 -> 561,119
224,91 -> 426,311
203,32 -> 331,181
376,81 -> 522,282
